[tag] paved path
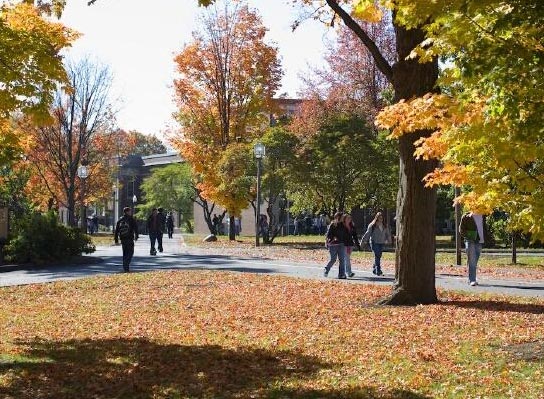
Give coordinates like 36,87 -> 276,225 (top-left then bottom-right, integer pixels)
1,234 -> 543,298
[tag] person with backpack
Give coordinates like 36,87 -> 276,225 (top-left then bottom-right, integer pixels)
324,211 -> 348,279
114,206 -> 139,273
361,211 -> 391,276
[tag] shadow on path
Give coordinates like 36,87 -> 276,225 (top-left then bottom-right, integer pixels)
0,337 -> 429,399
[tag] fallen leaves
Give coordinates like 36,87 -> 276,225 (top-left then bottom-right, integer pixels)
0,271 -> 543,398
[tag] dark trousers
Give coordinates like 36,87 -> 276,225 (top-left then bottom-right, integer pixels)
157,232 -> 163,251
121,239 -> 134,271
167,227 -> 173,239
149,232 -> 158,253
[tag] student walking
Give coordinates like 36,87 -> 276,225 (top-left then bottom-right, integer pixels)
166,211 -> 174,239
459,211 -> 485,286
324,212 -> 348,279
114,207 -> 139,272
147,208 -> 161,255
361,212 -> 391,276
156,207 -> 166,252
342,213 -> 360,278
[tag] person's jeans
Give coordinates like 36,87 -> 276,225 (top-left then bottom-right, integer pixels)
149,232 -> 158,253
465,240 -> 482,282
370,242 -> 384,274
325,244 -> 346,277
345,246 -> 354,275
121,239 -> 134,270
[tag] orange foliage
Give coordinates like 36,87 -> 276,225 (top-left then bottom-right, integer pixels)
171,3 -> 282,215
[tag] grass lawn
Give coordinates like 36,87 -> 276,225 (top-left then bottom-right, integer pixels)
183,234 -> 544,270
1,270 -> 542,398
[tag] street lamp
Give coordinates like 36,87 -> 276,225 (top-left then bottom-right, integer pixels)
132,194 -> 137,216
254,142 -> 265,247
77,164 -> 89,233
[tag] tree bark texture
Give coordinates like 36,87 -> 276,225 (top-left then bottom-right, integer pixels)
383,24 -> 439,305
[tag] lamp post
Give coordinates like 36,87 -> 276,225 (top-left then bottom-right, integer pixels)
77,164 -> 89,233
132,194 -> 137,216
254,142 -> 265,247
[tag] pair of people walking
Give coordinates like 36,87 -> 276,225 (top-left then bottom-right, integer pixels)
324,211 -> 391,279
324,212 -> 360,279
147,207 -> 166,255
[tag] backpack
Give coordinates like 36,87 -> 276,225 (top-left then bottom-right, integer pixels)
118,219 -> 131,239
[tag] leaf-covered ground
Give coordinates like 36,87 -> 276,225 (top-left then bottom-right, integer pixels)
183,235 -> 544,281
1,270 -> 543,398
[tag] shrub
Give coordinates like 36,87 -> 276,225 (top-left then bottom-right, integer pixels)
5,211 -> 95,264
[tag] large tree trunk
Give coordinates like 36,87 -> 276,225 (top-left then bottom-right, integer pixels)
378,24 -> 439,305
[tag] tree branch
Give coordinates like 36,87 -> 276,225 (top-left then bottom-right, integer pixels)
325,0 -> 393,83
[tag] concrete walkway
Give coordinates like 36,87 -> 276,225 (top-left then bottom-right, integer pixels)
1,234 -> 543,298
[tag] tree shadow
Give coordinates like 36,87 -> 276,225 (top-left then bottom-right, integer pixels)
269,387 -> 432,398
0,337 -> 429,399
442,299 -> 544,315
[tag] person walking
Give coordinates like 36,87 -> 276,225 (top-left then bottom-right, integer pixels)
166,211 -> 174,239
147,208 -> 160,255
361,211 -> 391,276
459,210 -> 485,286
156,207 -> 166,252
324,211 -> 348,279
342,213 -> 361,278
114,207 -> 139,273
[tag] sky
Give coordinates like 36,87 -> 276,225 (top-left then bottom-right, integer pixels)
59,0 -> 335,139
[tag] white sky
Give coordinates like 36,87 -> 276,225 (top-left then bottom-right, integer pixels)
59,0 -> 334,138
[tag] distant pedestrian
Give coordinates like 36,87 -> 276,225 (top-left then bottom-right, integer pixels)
212,213 -> 219,235
157,207 -> 166,252
324,211 -> 348,279
459,210 -> 485,286
342,213 -> 360,278
114,207 -> 139,272
147,208 -> 161,255
361,211 -> 391,276
293,216 -> 300,236
166,211 -> 174,239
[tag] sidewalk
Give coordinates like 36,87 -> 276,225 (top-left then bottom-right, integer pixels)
0,234 -> 543,298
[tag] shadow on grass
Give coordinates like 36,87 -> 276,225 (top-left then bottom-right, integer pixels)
0,337 -> 429,399
444,299 -> 544,315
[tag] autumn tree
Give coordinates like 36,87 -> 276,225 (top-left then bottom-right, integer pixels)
0,2 -> 76,171
124,130 -> 167,156
171,0 -> 282,240
378,0 -> 544,242
25,58 -> 117,227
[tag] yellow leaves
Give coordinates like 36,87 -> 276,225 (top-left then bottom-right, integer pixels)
0,3 -> 78,120
352,0 -> 383,23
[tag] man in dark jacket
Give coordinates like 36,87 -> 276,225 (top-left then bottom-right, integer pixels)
114,207 -> 139,272
147,208 -> 160,255
157,207 -> 166,252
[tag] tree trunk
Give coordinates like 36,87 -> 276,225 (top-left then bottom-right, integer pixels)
378,24 -> 439,305
229,215 -> 236,241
